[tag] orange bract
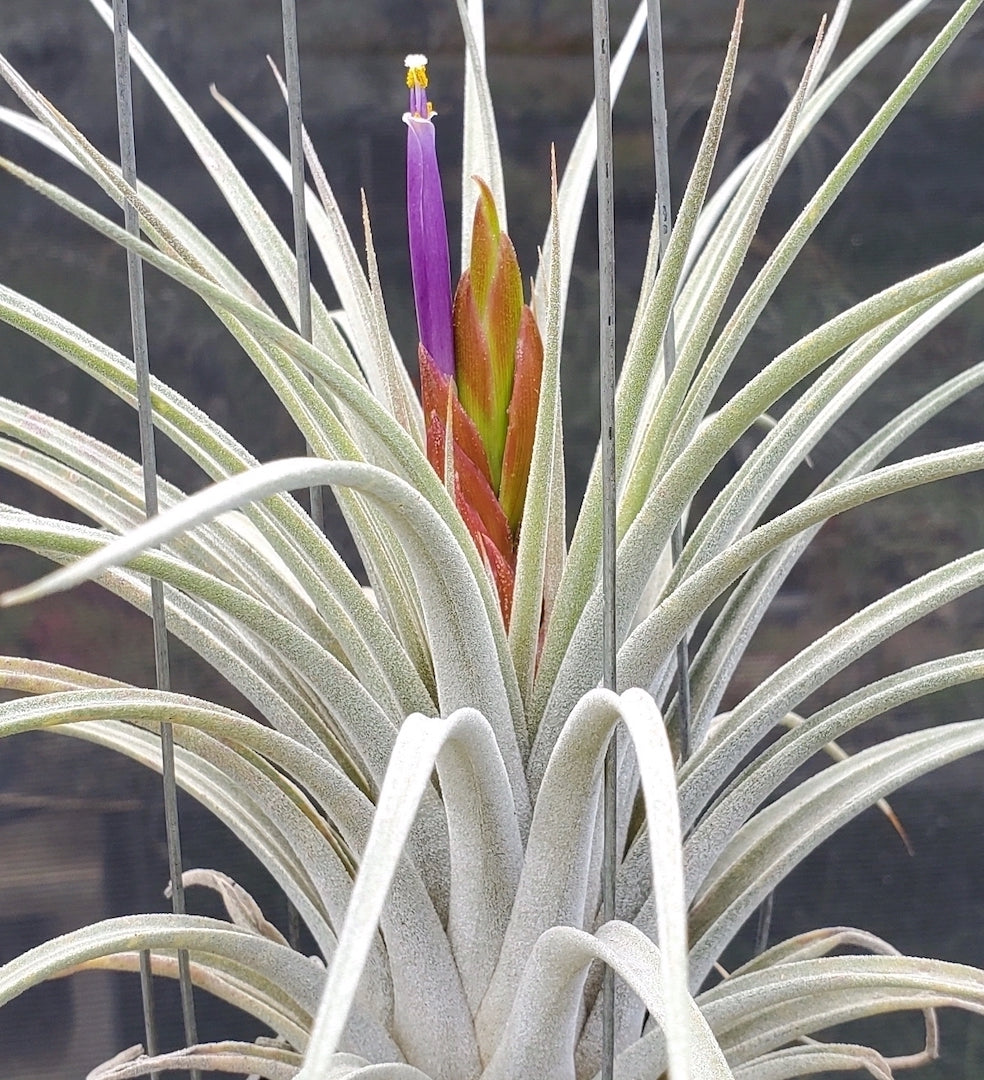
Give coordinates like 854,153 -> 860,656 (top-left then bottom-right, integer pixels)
418,181 -> 543,628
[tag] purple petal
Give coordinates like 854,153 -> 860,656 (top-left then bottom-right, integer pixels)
404,77 -> 453,378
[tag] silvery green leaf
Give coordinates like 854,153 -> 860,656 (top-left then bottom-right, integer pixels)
0,189 -> 522,722
0,457 -> 529,814
531,0 -> 744,738
455,0 -> 505,269
0,678 -> 453,1024
482,922 -> 734,1080
81,0 -> 337,350
681,0 -> 980,391
685,652 -> 984,897
621,16 -> 826,528
689,722 -> 984,985
510,154 -> 565,711
297,708 -> 519,1079
685,348 -> 984,745
539,439 -> 984,785
687,0 -> 935,283
479,688 -> 691,1077
314,1063 -> 431,1080
675,542 -> 984,836
0,914 -> 324,1045
209,76 -> 420,436
678,278 -> 984,599
0,278 -> 433,720
702,954 -> 980,1065
0,514 -> 341,760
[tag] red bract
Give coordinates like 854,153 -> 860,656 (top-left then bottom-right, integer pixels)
454,179 -> 544,542
498,304 -> 543,534
419,341 -> 518,626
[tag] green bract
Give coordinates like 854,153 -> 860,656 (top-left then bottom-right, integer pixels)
1,1 -> 984,1078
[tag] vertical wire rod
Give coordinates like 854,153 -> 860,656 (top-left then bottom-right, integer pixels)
754,888 -> 775,956
591,0 -> 618,1076
281,0 -> 324,534
112,3 -> 199,1074
281,0 -> 315,951
133,802 -> 160,1080
645,0 -> 691,761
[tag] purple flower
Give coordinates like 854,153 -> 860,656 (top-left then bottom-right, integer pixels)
404,54 -> 454,379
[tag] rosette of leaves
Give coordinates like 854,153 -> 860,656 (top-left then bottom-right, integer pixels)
1,1 -> 984,1078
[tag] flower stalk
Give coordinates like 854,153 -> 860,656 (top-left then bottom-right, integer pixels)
405,57 -> 543,627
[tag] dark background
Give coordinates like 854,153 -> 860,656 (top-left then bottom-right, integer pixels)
1,0 -> 983,1075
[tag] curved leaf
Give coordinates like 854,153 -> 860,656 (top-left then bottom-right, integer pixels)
87,1040 -> 302,1080
0,914 -> 324,1045
296,708 -> 520,1080
479,688 -> 689,1078
1,458 -> 529,819
483,921 -> 733,1080
731,1043 -> 893,1080
685,651 -> 984,897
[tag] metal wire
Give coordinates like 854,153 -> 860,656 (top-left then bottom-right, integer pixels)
754,889 -> 775,956
591,0 -> 617,1075
131,802 -> 159,1079
136,948 -> 159,1080
645,0 -> 691,762
281,0 -> 323,535
281,0 -> 317,956
112,2 -> 199,1074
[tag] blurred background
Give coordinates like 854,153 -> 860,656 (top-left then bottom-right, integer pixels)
1,0 -> 983,1075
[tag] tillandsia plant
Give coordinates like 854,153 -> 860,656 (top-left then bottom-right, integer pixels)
2,0 -> 984,1078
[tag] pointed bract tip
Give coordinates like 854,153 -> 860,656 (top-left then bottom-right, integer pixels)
470,175 -> 501,239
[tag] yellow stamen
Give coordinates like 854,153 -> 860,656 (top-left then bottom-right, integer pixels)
404,53 -> 429,90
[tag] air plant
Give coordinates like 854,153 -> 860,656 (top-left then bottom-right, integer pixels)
1,1 -> 984,1078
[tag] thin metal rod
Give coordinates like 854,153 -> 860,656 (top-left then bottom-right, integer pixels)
646,0 -> 691,760
754,889 -> 774,956
591,0 -> 617,1075
281,0 -> 323,533
113,2 -> 199,1073
137,917 -> 160,1079
281,0 -> 316,955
